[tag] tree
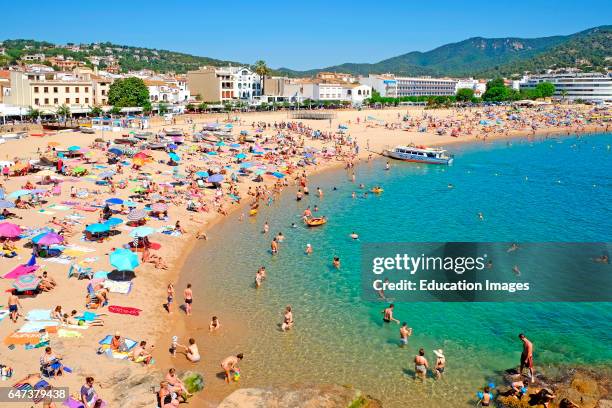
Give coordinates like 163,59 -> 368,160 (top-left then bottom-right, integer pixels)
27,106 -> 41,120
198,102 -> 208,112
56,104 -> 71,122
560,89 -> 568,101
0,55 -> 11,67
486,78 -> 506,90
535,82 -> 555,98
185,103 -> 195,112
109,106 -> 121,116
456,88 -> 475,102
89,105 -> 103,117
254,60 -> 270,96
108,77 -> 150,108
158,102 -> 168,115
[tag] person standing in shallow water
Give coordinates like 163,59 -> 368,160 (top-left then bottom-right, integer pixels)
183,284 -> 193,316
414,348 -> 429,380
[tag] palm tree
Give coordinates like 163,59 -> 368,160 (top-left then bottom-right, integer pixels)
254,60 -> 270,97
56,104 -> 71,123
27,106 -> 41,122
560,90 -> 568,102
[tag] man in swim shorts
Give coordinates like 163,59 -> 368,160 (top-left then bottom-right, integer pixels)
382,304 -> 399,324
399,322 -> 412,347
518,333 -> 535,383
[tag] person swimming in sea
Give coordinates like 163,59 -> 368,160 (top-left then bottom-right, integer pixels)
593,254 -> 609,264
359,183 -> 365,189
478,212 -> 484,220
385,161 -> 390,171
382,304 -> 399,324
512,265 -> 521,276
377,278 -> 390,299
291,222 -> 297,228
271,238 -> 278,254
276,232 -> 284,242
350,232 -> 359,240
262,222 -> 269,234
332,256 -> 340,269
399,322 -> 413,347
352,192 -> 356,199
305,243 -> 313,255
507,243 -> 519,253
313,205 -> 319,212
448,183 -> 454,189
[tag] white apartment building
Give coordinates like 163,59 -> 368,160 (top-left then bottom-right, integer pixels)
519,73 -> 612,102
6,69 -> 110,111
280,79 -> 371,105
455,78 -> 487,97
359,74 -> 398,97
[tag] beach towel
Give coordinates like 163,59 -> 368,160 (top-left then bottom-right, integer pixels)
108,305 -> 141,316
3,264 -> 39,279
58,329 -> 82,338
25,309 -> 52,321
4,332 -> 41,345
42,257 -> 72,265
37,210 -> 56,215
17,321 -> 59,333
93,271 -> 108,279
98,334 -> 137,350
77,311 -> 98,322
0,310 -> 9,321
75,206 -> 97,212
104,280 -> 132,294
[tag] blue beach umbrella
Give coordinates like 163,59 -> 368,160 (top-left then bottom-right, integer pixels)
104,217 -> 124,227
230,143 -> 241,148
224,124 -> 233,129
67,145 -> 81,151
85,223 -> 110,233
98,171 -> 115,179
109,248 -> 140,271
239,162 -> 253,169
235,153 -> 247,159
207,174 -> 224,183
271,172 -> 285,179
108,148 -> 123,156
167,143 -> 178,150
168,152 -> 181,162
206,151 -> 217,155
106,198 -> 123,205
123,201 -> 138,208
129,226 -> 156,238
7,190 -> 33,199
216,141 -> 226,147
195,171 -> 209,178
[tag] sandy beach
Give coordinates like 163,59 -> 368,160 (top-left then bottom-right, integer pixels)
0,104 -> 608,407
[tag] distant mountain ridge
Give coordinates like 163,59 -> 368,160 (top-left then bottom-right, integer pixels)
277,26 -> 611,78
1,26 -> 609,78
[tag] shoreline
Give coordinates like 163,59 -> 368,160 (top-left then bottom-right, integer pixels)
0,105 -> 608,407
162,125 -> 610,406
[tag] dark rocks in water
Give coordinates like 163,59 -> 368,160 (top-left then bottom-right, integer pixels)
497,367 -> 610,408
218,384 -> 382,408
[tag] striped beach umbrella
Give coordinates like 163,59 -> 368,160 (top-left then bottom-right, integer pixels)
127,209 -> 147,221
151,203 -> 168,212
13,274 -> 41,291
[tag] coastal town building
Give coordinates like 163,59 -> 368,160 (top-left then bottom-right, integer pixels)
359,74 -> 398,97
360,74 -> 462,97
277,78 -> 372,105
6,68 -> 110,111
519,72 -> 612,102
0,70 -> 10,103
455,78 -> 487,97
187,66 -> 260,103
46,56 -> 86,70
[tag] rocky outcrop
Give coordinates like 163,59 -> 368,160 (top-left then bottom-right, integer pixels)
218,384 -> 382,408
497,368 -> 609,408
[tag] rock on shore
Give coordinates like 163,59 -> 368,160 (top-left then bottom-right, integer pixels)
218,384 -> 382,408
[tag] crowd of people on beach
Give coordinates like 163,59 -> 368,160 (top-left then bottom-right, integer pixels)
0,103 -> 607,407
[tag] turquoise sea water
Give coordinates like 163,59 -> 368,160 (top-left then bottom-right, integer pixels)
181,134 -> 612,407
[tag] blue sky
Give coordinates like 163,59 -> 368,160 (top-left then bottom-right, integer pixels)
1,0 -> 609,70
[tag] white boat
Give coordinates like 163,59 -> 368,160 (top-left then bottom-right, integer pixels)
383,145 -> 454,165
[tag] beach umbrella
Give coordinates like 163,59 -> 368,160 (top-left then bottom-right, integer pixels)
132,187 -> 146,194
207,174 -> 224,183
109,248 -> 139,271
239,162 -> 253,169
206,151 -> 218,155
107,269 -> 136,281
73,166 -> 87,174
12,274 -> 41,291
167,144 -> 178,150
151,203 -> 168,212
124,200 -> 138,208
0,222 -> 22,238
0,200 -> 16,209
36,170 -> 55,177
32,231 -> 64,246
127,209 -> 147,221
129,226 -> 155,238
106,198 -> 123,205
104,217 -> 124,227
85,223 -> 110,234
67,145 -> 81,151
235,153 -> 247,159
47,141 -> 60,147
271,172 -> 285,179
195,171 -> 209,178
133,152 -> 150,159
108,148 -> 123,156
216,141 -> 226,147
168,152 -> 181,162
225,124 -> 233,129
230,143 -> 241,148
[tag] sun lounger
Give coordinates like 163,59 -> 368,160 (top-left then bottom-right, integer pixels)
68,263 -> 93,280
